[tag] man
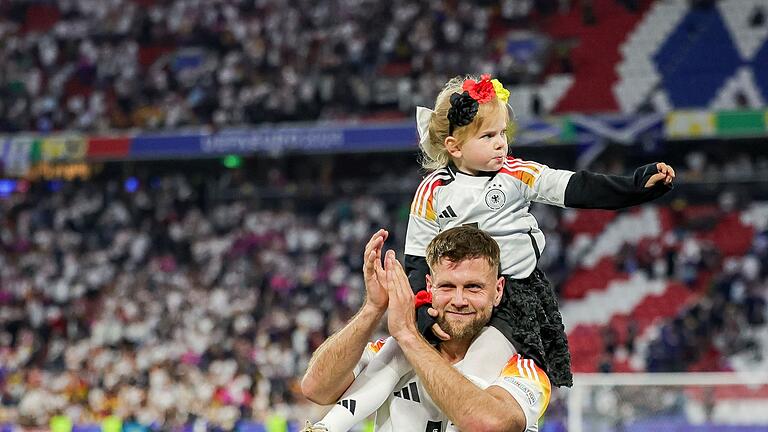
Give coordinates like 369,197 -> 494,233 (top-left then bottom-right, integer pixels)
301,226 -> 551,431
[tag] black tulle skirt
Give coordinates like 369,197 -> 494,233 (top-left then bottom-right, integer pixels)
490,268 -> 573,387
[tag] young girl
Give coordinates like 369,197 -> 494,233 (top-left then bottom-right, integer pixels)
305,74 -> 675,432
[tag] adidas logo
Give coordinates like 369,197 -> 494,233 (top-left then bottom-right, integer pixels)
336,399 -> 356,415
438,206 -> 458,219
426,421 -> 442,432
393,382 -> 421,403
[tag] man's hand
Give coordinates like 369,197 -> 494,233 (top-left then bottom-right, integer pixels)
383,250 -> 418,340
363,229 -> 389,313
644,162 -> 676,188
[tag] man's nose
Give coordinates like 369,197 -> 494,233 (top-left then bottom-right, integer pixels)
451,289 -> 468,307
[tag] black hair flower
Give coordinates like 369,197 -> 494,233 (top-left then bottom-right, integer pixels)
447,91 -> 479,135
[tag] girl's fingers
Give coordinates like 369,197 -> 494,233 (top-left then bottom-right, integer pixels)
646,173 -> 665,187
657,163 -> 675,185
431,323 -> 451,341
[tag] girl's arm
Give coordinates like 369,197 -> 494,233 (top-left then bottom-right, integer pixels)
564,162 -> 675,210
524,160 -> 675,209
405,254 -> 441,341
404,172 -> 448,341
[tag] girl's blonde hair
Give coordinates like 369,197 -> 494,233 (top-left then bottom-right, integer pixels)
419,75 -> 516,172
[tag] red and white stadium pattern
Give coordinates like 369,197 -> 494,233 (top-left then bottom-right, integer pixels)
534,0 -> 768,114
560,202 -> 768,373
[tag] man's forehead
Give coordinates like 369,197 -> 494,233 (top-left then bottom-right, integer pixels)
431,257 -> 496,279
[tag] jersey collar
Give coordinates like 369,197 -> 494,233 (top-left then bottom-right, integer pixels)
448,161 -> 497,178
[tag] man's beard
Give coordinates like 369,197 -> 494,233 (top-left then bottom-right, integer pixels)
437,307 -> 492,341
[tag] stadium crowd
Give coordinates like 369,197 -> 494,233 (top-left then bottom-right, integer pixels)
0,171 -> 413,428
0,158 -> 765,428
0,0 -> 594,133
642,216 -> 767,373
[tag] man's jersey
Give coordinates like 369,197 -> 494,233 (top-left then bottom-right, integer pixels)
405,157 -> 574,278
351,336 -> 551,432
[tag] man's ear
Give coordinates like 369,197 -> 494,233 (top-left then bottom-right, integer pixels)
426,274 -> 433,293
494,276 -> 505,306
444,136 -> 461,159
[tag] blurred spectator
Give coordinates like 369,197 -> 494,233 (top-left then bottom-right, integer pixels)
602,326 -> 619,356
625,318 -> 638,355
582,0 -> 597,26
751,6 -> 766,27
618,0 -> 640,13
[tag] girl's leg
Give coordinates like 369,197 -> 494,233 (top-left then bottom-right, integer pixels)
314,337 -> 411,432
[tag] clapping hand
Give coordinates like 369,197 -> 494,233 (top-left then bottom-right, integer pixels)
383,250 -> 418,340
363,229 -> 389,313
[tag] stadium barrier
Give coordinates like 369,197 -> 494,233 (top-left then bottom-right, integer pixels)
565,372 -> 768,432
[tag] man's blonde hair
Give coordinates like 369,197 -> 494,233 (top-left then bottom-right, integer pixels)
419,75 -> 516,172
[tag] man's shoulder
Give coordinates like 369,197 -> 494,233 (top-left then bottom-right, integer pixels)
492,354 -> 552,430
499,354 -> 550,384
494,354 -> 552,410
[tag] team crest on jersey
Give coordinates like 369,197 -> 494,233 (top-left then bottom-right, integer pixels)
484,186 -> 506,210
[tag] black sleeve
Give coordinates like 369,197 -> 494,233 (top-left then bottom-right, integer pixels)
405,254 -> 439,343
405,254 -> 430,295
564,163 -> 673,210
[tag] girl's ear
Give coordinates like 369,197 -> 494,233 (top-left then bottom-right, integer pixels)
444,135 -> 461,159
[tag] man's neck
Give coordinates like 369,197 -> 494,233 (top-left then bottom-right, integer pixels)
438,338 -> 475,364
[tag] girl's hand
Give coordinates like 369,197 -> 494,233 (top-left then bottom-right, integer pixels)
428,308 -> 451,341
645,162 -> 676,188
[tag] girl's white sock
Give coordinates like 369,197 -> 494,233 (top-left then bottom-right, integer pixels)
316,338 -> 411,432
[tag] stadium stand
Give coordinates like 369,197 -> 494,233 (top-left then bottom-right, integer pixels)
0,0 -> 767,430
1,146 -> 767,429
0,170 -> 409,428
2,0 -> 767,135
0,0 -> 568,132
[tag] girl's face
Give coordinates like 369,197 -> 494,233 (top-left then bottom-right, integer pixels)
450,109 -> 509,175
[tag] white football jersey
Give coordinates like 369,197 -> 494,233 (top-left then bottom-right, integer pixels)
405,157 -> 574,278
350,333 -> 551,432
